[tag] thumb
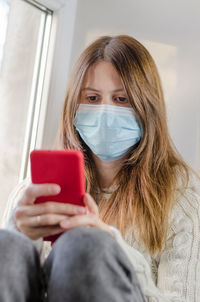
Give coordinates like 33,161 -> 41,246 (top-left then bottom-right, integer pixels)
83,193 -> 99,216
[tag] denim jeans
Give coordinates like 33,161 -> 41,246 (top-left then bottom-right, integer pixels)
0,227 -> 145,302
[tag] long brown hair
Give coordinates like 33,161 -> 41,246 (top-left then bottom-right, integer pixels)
59,35 -> 189,254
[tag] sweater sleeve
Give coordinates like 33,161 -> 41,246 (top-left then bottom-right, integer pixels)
109,185 -> 200,302
156,187 -> 200,301
2,179 -> 44,258
109,226 -> 170,302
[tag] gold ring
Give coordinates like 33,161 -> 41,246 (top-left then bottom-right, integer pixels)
36,215 -> 41,225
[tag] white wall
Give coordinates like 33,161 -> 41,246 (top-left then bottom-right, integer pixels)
63,0 -> 200,171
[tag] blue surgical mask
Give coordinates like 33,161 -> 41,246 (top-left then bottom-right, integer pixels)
74,104 -> 142,162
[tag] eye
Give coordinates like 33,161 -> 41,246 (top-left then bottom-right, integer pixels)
115,96 -> 128,103
86,95 -> 99,102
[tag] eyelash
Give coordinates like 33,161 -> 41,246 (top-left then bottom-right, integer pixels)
86,95 -> 128,103
115,97 -> 128,103
87,96 -> 99,102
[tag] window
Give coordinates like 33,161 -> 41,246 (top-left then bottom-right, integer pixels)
0,0 -> 77,224
0,0 -> 10,70
0,0 -> 52,219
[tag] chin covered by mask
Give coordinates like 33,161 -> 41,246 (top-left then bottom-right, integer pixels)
73,104 -> 142,162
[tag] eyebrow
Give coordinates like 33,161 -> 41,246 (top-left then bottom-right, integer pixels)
81,87 -> 125,93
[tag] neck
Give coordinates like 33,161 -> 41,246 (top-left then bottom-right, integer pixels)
92,154 -> 125,189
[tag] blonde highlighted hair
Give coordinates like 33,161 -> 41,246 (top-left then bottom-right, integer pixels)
59,35 -> 189,254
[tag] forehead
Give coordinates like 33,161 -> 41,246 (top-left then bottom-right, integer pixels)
82,61 -> 124,90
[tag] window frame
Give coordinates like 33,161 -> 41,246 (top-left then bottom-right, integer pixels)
20,0 -> 78,180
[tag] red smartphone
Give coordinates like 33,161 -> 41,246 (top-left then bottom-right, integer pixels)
30,149 -> 85,243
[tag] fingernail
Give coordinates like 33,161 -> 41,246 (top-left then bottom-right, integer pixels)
53,186 -> 61,194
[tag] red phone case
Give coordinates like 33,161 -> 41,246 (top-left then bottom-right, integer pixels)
30,150 -> 85,243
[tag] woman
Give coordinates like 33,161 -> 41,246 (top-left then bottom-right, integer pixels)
1,35 -> 200,302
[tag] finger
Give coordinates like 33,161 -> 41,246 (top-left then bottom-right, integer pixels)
28,226 -> 64,240
60,215 -> 113,236
19,183 -> 61,206
83,193 -> 99,216
17,213 -> 69,229
40,226 -> 64,239
60,213 -> 98,229
15,202 -> 86,218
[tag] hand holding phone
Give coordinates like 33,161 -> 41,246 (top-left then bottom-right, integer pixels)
30,150 -> 85,242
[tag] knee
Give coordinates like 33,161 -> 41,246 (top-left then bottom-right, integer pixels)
56,226 -> 114,248
46,227 -> 136,286
52,226 -> 117,261
0,229 -> 37,261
